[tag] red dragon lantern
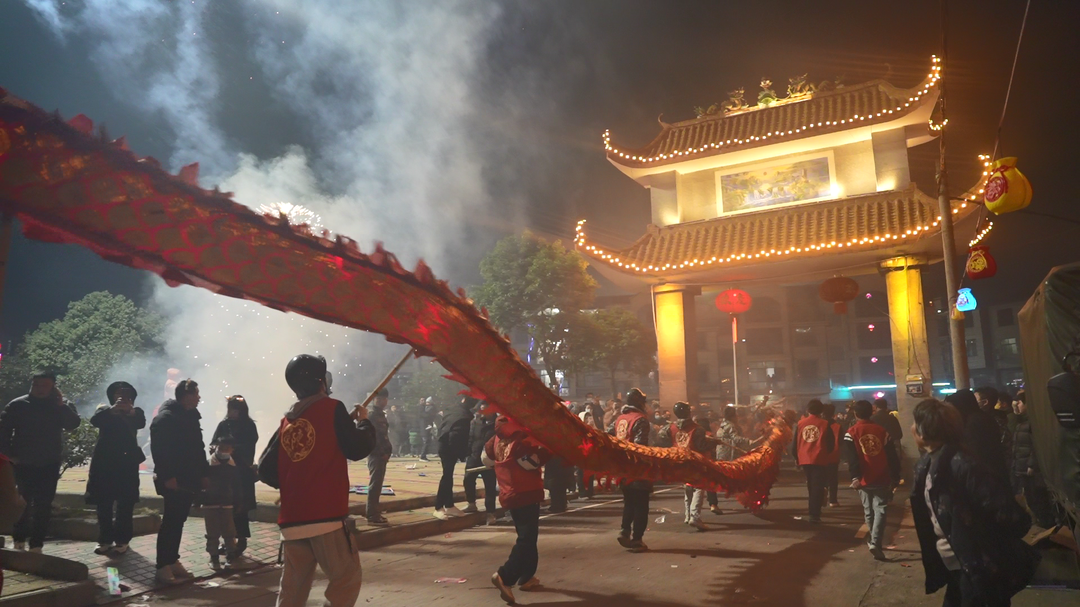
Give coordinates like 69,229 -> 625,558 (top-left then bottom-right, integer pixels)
715,289 -> 752,315
965,246 -> 997,280
819,276 -> 859,314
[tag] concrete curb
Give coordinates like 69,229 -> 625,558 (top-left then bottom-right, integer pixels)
49,514 -> 161,542
0,580 -> 96,607
0,549 -> 89,581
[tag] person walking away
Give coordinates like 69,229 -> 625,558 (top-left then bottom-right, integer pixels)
910,398 -> 1039,606
0,372 -> 80,553
657,402 -> 719,531
714,406 -> 754,515
203,435 -> 240,570
791,399 -> 835,524
822,404 -> 843,507
87,382 -> 145,556
1010,392 -> 1055,528
419,398 -> 436,461
150,379 -> 209,584
364,388 -> 392,525
258,354 -> 377,607
871,398 -> 904,460
574,410 -> 596,499
608,388 -> 652,552
212,395 -> 258,560
844,400 -> 900,560
464,403 -> 498,524
433,396 -> 477,519
485,415 -> 552,604
945,390 -> 1010,482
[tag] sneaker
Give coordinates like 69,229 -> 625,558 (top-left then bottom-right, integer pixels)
519,577 -> 541,591
491,572 -> 515,605
462,502 -> 479,514
444,506 -> 467,517
870,547 -> 887,561
828,502 -> 841,508
628,539 -> 649,553
12,541 -> 24,551
94,543 -> 113,555
171,561 -> 194,578
156,566 -> 180,585
432,509 -> 451,521
367,515 -> 390,526
689,519 -> 708,532
111,544 -> 129,555
419,457 -> 430,462
486,513 -> 498,526
28,547 -> 42,554
808,517 -> 822,525
710,505 -> 723,515
617,532 -> 633,549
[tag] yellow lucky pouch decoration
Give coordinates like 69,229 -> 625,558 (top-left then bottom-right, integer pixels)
983,156 -> 1032,215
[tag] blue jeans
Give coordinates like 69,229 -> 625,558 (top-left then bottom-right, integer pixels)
858,486 -> 890,549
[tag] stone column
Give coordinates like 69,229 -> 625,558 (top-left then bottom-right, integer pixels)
652,284 -> 701,406
881,256 -> 932,461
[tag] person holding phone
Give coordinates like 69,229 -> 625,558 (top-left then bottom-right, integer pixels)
0,371 -> 80,552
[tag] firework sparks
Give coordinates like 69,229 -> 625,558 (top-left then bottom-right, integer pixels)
258,201 -> 323,231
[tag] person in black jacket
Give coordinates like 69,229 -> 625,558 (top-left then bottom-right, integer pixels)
202,435 -> 240,571
945,390 -> 1010,482
910,398 -> 1038,606
150,379 -> 209,585
433,396 -> 477,519
1010,392 -> 1055,528
211,395 -> 258,559
463,403 -> 497,523
0,372 -> 80,552
87,381 -> 146,556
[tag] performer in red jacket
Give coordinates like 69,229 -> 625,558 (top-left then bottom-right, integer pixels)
790,399 -> 835,524
484,415 -> 552,605
843,400 -> 900,560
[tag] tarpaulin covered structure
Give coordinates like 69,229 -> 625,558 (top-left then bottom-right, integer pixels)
1018,262 -> 1080,519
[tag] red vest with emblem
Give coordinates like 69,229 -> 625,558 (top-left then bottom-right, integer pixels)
615,410 -> 647,443
796,415 -> 830,466
277,397 -> 350,526
846,420 -> 891,487
822,422 -> 842,465
668,421 -> 706,454
489,435 -> 547,510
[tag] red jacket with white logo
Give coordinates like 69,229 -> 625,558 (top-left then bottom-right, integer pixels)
844,420 -> 897,487
794,415 -> 833,466
483,420 -> 552,510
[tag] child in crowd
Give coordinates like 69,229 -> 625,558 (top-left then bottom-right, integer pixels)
203,435 -> 240,570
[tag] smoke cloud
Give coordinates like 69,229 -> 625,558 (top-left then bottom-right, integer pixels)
25,0 -> 520,447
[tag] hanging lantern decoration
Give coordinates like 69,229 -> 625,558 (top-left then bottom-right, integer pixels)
956,287 -> 977,312
965,245 -> 997,280
819,276 -> 859,314
715,289 -> 753,315
983,157 -> 1032,215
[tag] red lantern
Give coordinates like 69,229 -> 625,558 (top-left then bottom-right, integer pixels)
715,289 -> 752,314
819,276 -> 859,314
965,246 -> 997,280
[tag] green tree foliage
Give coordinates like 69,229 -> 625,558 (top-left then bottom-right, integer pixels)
582,308 -> 657,397
0,291 -> 166,408
472,234 -> 598,388
60,418 -> 99,476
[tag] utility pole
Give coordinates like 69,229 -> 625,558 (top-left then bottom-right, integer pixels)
937,0 -> 970,390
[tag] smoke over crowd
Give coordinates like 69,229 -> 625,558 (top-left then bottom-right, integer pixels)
25,0 -> 533,447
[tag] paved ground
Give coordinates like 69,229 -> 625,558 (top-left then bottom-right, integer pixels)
56,455 -> 463,506
98,465 -> 1079,607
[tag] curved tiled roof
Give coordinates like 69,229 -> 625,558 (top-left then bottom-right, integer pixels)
575,186 -> 979,277
604,57 -> 941,168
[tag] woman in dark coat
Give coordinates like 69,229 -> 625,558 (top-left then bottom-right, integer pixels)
87,381 -> 146,555
211,395 -> 258,557
910,398 -> 1038,606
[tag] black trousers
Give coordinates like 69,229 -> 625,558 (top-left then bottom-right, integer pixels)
156,490 -> 194,569
802,465 -> 827,520
463,468 -> 497,512
498,503 -> 540,586
420,431 -> 434,459
575,467 -> 594,498
434,447 -> 458,510
13,463 -> 60,548
943,569 -> 1011,607
707,491 -> 718,507
233,506 -> 251,539
96,499 -> 136,546
826,463 -> 839,504
621,487 -> 650,541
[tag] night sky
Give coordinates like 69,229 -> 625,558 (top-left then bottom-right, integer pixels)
1,0 -> 1077,345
